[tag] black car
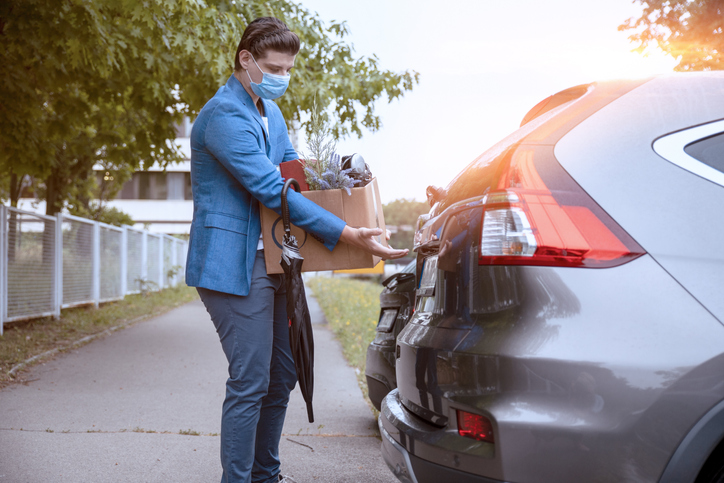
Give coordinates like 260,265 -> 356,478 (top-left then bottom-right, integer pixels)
365,261 -> 416,410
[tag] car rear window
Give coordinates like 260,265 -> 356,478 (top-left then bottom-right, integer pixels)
685,132 -> 724,174
435,79 -> 648,214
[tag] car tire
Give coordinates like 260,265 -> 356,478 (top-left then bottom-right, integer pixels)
697,443 -> 724,483
700,466 -> 724,483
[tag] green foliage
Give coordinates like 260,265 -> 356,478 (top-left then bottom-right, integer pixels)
1,0 -> 238,214
383,198 -> 429,252
306,277 -> 381,391
620,0 -> 723,71
166,265 -> 184,281
1,0 -> 418,215
67,203 -> 134,227
65,167 -> 134,225
98,207 -> 134,227
383,198 -> 430,226
302,99 -> 337,181
134,278 -> 160,296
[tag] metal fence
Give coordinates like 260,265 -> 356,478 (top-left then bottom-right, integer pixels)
0,206 -> 188,335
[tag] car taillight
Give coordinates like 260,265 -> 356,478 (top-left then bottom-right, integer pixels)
457,410 -> 495,443
479,147 -> 644,268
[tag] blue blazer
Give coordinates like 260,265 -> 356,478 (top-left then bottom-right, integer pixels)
185,75 -> 346,296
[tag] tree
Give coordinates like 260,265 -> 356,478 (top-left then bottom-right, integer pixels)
619,0 -> 723,71
1,0 -> 418,217
383,198 -> 430,253
1,0 -> 243,215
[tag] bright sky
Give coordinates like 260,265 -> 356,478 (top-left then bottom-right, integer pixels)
295,0 -> 677,203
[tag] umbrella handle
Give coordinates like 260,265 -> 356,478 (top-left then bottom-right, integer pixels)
281,178 -> 301,237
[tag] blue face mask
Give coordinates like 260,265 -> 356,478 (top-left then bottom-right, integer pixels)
246,54 -> 291,100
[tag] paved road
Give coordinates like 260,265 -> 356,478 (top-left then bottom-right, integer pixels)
0,294 -> 398,483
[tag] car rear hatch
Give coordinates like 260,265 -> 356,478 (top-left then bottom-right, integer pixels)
397,78 -> 650,427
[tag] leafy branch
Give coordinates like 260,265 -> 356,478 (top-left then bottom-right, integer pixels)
302,100 -> 357,195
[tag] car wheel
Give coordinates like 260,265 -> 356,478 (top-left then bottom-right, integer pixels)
697,445 -> 724,483
700,468 -> 724,483
702,467 -> 724,483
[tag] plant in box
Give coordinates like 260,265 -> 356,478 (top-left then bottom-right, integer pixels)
261,103 -> 387,274
301,100 -> 358,195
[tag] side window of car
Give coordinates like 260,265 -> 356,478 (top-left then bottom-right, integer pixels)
685,132 -> 724,175
653,119 -> 724,188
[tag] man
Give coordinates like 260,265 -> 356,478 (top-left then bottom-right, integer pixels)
185,17 -> 407,483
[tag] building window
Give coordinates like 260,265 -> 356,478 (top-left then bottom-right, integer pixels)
115,172 -> 192,200
167,172 -> 185,200
118,175 -> 137,199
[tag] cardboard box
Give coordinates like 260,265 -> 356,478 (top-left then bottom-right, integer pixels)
334,260 -> 385,275
261,178 -> 387,274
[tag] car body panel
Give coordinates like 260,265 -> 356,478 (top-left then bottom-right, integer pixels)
658,398 -> 724,483
366,261 -> 417,410
554,73 -> 724,321
393,254 -> 724,482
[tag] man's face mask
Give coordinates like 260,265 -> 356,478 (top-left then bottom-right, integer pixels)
246,54 -> 290,100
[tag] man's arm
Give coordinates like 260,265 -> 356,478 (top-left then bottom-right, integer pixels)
204,101 -> 345,251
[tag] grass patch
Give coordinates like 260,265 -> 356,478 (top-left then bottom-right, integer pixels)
0,285 -> 198,386
306,276 -> 382,410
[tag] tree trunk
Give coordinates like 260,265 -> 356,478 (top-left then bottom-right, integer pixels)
9,172 -> 21,208
45,169 -> 61,217
7,171 -> 23,262
42,168 -> 61,267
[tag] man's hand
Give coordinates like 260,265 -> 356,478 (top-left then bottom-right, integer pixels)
340,226 -> 409,259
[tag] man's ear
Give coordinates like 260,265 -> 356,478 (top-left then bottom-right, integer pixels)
238,50 -> 252,70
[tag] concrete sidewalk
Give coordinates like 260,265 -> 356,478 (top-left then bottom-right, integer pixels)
0,294 -> 398,483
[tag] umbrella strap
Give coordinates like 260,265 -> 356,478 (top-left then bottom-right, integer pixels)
281,178 -> 301,236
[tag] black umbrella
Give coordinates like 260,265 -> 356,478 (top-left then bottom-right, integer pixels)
280,178 -> 315,423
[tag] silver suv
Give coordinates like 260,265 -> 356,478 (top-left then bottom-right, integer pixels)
380,73 -> 724,483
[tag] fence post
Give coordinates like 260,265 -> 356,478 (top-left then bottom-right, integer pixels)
141,231 -> 148,291
0,205 -> 6,335
171,238 -> 178,287
159,235 -> 165,290
92,222 -> 100,308
120,226 -> 128,296
182,240 -> 187,280
54,213 -> 63,319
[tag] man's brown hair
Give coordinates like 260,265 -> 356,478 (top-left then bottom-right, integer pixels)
234,17 -> 300,71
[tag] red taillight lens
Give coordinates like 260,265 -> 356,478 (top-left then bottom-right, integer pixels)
479,148 -> 644,268
457,410 -> 495,443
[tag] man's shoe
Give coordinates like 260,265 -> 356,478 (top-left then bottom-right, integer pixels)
279,475 -> 298,483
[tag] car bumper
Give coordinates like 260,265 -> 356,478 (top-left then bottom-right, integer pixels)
380,389 -> 506,483
379,417 -> 418,483
365,342 -> 397,410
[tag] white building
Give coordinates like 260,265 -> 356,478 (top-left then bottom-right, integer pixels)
19,120 -> 194,235
104,118 -> 193,234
